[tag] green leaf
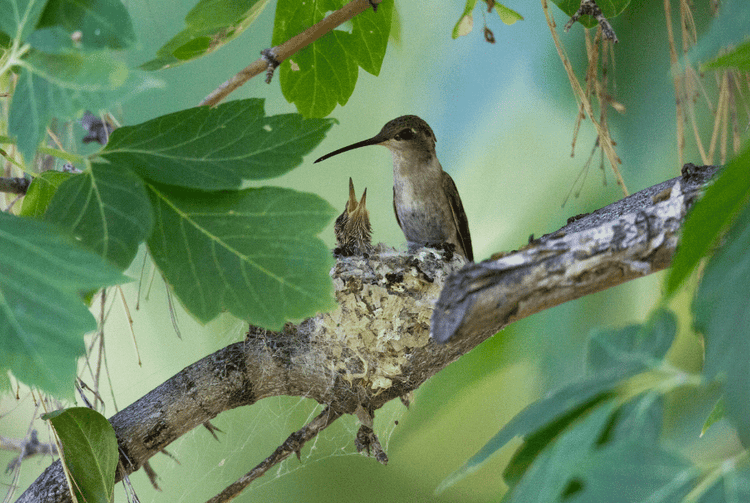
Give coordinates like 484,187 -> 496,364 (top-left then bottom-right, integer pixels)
694,199 -> 750,446
666,150 -> 750,296
452,1 -> 523,37
586,308 -> 676,375
702,397 -> 725,437
44,407 -> 118,503
146,184 -> 336,329
503,398 -> 697,503
438,311 -> 678,493
436,372 -> 621,493
0,213 -> 127,397
273,0 -> 393,117
495,3 -> 524,26
598,394 -> 664,445
685,0 -> 750,68
389,3 -> 401,45
25,26 -> 80,53
703,40 -> 750,72
98,99 -> 335,191
140,0 -> 271,71
552,0 -> 630,29
32,0 -> 136,51
45,163 -> 154,270
344,0 -> 393,76
452,0 -> 477,39
504,402 -> 617,503
20,171 -> 72,218
696,465 -> 750,503
8,49 -> 130,163
563,441 -> 698,503
0,0 -> 48,41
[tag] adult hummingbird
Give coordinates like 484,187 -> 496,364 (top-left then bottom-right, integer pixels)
334,177 -> 373,256
315,115 -> 473,261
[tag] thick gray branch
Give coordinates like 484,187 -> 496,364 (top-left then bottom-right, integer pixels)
431,164 -> 718,343
18,165 -> 718,503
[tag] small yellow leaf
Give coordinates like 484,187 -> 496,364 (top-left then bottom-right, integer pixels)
454,14 -> 474,38
495,3 -> 524,25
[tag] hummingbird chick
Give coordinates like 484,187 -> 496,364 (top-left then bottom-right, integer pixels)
334,178 -> 373,257
316,116 -> 473,261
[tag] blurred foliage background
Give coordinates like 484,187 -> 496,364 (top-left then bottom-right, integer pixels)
1,1 -> 727,501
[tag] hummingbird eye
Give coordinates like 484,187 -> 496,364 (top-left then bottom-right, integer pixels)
395,128 -> 416,141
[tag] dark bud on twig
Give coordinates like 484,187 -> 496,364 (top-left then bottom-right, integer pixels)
564,0 -> 618,43
484,26 -> 496,44
354,424 -> 388,464
61,163 -> 81,174
81,112 -> 115,145
260,48 -> 281,84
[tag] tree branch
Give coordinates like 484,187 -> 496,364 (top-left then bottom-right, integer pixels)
199,0 -> 381,107
1,430 -> 58,473
206,406 -> 343,503
432,164 -> 718,343
18,165 -> 719,503
0,176 -> 30,195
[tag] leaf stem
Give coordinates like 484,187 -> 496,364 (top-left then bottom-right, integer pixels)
37,147 -> 86,166
683,451 -> 750,502
0,41 -> 30,79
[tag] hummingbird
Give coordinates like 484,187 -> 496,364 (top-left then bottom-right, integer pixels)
315,115 -> 473,261
334,177 -> 373,256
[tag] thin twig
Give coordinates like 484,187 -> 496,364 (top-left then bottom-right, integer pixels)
200,0 -> 381,107
707,72 -> 729,164
2,404 -> 46,503
664,0 -> 685,166
117,285 -> 141,366
542,0 -> 628,195
164,279 -> 182,340
1,430 -> 57,473
206,407 -> 343,503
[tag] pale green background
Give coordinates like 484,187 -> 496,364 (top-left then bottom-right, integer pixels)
1,1 -> 718,502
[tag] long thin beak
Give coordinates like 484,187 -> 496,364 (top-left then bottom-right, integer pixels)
314,135 -> 384,163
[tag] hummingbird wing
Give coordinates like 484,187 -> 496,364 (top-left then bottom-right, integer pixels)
392,186 -> 403,231
442,172 -> 473,262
